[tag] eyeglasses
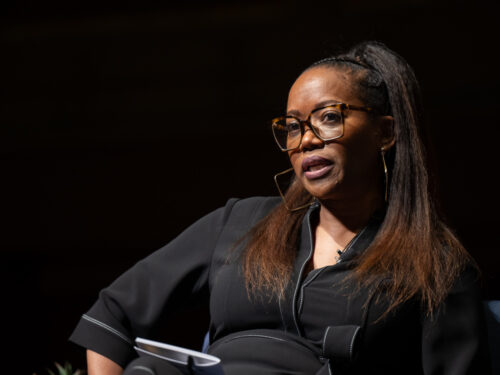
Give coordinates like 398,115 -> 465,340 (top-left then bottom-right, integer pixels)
271,103 -> 374,151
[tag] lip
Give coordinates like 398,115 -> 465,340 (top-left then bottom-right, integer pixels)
301,155 -> 334,180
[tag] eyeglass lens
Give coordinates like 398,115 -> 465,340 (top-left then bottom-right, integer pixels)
272,106 -> 344,150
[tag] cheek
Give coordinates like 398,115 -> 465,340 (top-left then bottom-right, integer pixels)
288,152 -> 301,173
328,142 -> 378,185
342,148 -> 379,180
341,131 -> 380,168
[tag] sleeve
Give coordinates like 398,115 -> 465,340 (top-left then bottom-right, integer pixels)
69,198 -> 239,368
421,266 -> 492,375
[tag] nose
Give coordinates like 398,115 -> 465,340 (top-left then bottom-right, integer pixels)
300,125 -> 324,150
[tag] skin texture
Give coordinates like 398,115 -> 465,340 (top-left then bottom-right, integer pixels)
286,66 -> 395,267
87,350 -> 123,375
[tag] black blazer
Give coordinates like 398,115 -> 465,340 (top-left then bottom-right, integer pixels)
70,197 -> 491,374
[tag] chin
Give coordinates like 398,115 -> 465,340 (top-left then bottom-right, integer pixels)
302,179 -> 339,201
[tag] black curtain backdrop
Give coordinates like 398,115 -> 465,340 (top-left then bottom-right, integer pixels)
1,1 -> 499,373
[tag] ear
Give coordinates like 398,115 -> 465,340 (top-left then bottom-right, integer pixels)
377,115 -> 395,151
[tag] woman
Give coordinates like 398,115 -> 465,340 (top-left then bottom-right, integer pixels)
70,41 -> 490,374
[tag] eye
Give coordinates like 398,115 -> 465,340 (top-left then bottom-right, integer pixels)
285,120 -> 301,135
320,110 -> 342,125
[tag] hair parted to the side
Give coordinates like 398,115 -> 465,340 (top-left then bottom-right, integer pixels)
242,41 -> 472,315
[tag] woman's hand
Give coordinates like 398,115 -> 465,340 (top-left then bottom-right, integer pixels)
87,350 -> 123,375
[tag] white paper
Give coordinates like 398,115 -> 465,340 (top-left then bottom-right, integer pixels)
135,337 -> 221,367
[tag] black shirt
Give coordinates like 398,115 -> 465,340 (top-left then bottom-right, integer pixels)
70,197 -> 491,374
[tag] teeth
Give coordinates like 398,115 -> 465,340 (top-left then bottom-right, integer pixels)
309,165 -> 324,171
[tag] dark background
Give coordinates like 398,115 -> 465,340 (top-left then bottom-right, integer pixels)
1,1 -> 499,373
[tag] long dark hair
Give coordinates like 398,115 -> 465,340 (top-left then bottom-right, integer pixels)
242,41 -> 471,315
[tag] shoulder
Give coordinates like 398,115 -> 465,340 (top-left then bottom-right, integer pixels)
229,196 -> 282,213
449,263 -> 481,296
221,196 -> 282,226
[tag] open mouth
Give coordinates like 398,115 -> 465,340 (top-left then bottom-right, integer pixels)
305,163 -> 330,172
302,156 -> 334,180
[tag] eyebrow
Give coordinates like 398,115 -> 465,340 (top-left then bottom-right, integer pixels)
286,99 -> 342,117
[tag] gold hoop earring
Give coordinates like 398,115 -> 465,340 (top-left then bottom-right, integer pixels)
381,147 -> 389,203
274,168 -> 314,212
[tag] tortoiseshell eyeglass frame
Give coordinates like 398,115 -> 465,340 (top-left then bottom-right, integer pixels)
271,102 -> 374,152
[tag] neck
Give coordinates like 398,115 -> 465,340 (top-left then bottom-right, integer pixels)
317,193 -> 383,248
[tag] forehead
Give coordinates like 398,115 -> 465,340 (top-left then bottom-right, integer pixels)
287,66 -> 361,113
